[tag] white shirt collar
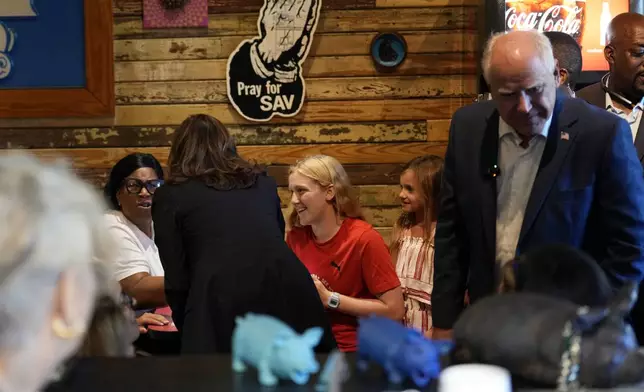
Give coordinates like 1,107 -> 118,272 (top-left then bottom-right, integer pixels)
604,75 -> 644,111
498,114 -> 552,140
605,92 -> 644,113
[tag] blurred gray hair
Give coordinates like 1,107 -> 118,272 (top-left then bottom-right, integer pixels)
481,30 -> 556,84
0,153 -> 118,351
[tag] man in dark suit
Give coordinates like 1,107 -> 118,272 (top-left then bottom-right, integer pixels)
577,12 -> 644,344
432,30 -> 644,340
543,31 -> 582,98
577,12 -> 644,163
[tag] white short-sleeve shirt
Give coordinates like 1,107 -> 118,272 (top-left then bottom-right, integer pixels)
104,210 -> 164,282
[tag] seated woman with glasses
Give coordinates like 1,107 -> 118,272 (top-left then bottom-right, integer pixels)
103,153 -> 167,309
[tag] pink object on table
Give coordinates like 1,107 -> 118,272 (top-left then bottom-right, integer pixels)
143,0 -> 208,29
149,306 -> 178,332
155,306 -> 172,316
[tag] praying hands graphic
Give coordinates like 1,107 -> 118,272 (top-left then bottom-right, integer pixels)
227,0 -> 322,121
253,0 -> 320,83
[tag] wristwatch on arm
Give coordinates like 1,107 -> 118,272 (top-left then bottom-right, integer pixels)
327,292 -> 340,309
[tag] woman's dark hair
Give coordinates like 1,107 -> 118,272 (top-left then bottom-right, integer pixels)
103,153 -> 164,210
167,114 -> 264,190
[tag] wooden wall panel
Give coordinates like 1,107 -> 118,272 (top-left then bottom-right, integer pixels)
116,76 -> 477,104
3,0 -> 477,238
0,121 -> 448,148
376,0 -> 477,6
74,163 -> 406,190
114,31 -> 476,61
115,53 -> 476,82
114,0 -> 375,15
114,7 -> 476,38
18,142 -> 447,168
115,98 -> 469,126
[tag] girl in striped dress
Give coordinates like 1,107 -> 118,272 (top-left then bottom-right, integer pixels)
390,155 -> 444,337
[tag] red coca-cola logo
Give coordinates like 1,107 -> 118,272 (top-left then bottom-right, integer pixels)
505,5 -> 583,36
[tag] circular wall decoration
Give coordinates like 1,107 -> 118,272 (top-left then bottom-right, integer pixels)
371,32 -> 407,72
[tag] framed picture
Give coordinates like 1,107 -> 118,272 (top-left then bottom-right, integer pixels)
0,0 -> 115,119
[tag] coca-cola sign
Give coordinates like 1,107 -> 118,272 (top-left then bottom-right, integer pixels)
503,0 -> 628,71
505,2 -> 584,41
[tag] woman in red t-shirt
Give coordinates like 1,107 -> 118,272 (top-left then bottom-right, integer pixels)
286,154 -> 404,352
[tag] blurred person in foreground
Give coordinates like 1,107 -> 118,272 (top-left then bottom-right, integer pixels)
432,30 -> 644,341
0,153 -> 120,391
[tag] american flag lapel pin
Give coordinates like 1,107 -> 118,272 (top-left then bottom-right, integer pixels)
560,131 -> 569,140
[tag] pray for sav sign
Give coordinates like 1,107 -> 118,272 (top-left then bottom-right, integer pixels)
226,0 -> 322,122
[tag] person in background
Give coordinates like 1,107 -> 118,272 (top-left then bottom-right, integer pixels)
390,155 -> 444,338
577,12 -> 644,345
152,114 -> 336,354
432,30 -> 644,341
543,31 -> 582,98
103,153 -> 166,309
0,154 -> 113,391
577,12 -> 644,162
287,155 -> 404,352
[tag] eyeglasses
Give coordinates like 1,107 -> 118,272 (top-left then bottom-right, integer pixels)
123,178 -> 163,195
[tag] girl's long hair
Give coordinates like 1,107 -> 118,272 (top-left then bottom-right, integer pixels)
390,155 -> 444,256
287,155 -> 364,229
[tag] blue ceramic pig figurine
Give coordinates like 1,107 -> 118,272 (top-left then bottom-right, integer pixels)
357,315 -> 453,387
232,313 -> 323,387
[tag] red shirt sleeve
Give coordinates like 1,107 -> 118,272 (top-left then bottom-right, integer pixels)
359,229 -> 401,295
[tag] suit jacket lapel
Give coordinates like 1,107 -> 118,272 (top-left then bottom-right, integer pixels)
479,111 -> 500,256
585,83 -> 605,108
634,120 -> 644,162
518,97 -> 577,246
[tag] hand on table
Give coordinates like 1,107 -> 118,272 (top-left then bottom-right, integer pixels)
136,313 -> 169,334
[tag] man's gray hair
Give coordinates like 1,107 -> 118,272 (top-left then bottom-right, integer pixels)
481,30 -> 556,83
0,153 -> 117,352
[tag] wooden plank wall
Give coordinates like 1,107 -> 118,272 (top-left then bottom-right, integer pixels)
0,0 -> 477,242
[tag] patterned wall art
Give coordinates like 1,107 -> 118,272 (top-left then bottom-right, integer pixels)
143,0 -> 208,29
0,0 -> 38,81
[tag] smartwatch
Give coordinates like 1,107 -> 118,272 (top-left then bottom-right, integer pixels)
327,292 -> 340,309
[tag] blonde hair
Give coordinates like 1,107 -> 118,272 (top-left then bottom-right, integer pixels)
481,30 -> 556,84
288,155 -> 364,228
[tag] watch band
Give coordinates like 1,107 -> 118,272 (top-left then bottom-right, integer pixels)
328,292 -> 340,309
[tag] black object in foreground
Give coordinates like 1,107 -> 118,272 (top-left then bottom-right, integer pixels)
452,282 -> 644,389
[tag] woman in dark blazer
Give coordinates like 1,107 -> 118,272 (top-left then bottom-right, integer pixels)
152,114 -> 336,354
